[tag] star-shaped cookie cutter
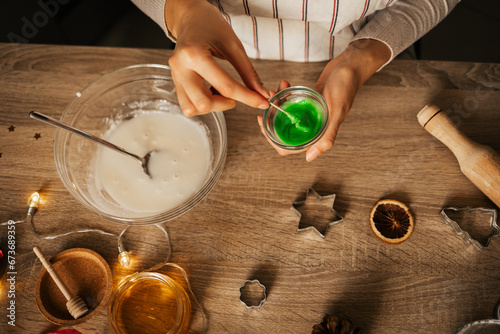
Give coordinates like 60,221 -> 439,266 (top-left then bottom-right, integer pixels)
439,206 -> 499,250
291,188 -> 343,238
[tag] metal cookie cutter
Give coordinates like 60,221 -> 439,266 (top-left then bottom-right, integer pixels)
291,188 -> 343,238
239,280 -> 267,309
439,206 -> 499,250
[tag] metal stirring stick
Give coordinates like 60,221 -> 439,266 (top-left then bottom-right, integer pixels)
29,111 -> 153,177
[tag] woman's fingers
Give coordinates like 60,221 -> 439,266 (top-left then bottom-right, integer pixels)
278,80 -> 291,91
256,79 -> 296,156
173,75 -> 197,116
257,115 -> 294,156
225,45 -> 271,100
194,56 -> 269,109
305,119 -> 340,162
166,0 -> 271,116
169,44 -> 269,115
171,67 -> 212,115
269,80 -> 292,97
171,65 -> 238,115
173,69 -> 242,117
305,86 -> 352,162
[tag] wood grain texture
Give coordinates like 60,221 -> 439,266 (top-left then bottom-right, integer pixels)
0,43 -> 500,333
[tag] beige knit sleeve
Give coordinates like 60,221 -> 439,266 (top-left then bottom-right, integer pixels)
352,0 -> 461,70
131,0 -> 176,41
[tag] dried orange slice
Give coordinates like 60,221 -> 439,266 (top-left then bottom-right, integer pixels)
369,199 -> 414,244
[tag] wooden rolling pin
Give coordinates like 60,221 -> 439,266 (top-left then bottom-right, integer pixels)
417,105 -> 500,208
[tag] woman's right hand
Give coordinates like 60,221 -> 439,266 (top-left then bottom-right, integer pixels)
165,0 -> 270,116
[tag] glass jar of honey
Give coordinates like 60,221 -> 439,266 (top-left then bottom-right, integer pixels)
108,272 -> 191,334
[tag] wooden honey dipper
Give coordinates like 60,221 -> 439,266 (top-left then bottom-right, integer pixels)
417,104 -> 500,208
33,247 -> 89,319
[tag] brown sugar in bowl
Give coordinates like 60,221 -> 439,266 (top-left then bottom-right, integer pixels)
35,248 -> 113,326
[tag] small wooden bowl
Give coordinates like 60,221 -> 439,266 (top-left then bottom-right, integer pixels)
35,248 -> 112,325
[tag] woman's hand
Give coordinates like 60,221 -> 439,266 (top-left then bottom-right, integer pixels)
256,80 -> 292,156
165,0 -> 270,116
258,39 -> 391,161
309,39 -> 391,161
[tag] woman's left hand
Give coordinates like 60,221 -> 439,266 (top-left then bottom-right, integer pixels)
258,39 -> 391,161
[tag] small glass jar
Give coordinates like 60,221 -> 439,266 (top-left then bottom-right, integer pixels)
263,86 -> 329,151
108,272 -> 191,334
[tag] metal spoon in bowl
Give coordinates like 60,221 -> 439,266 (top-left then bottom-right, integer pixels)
29,111 -> 153,177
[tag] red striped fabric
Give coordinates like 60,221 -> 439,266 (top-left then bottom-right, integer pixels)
251,16 -> 259,58
211,0 -> 398,62
359,0 -> 370,19
215,0 -> 231,24
278,19 -> 284,60
329,35 -> 335,59
242,0 -> 250,15
329,0 -> 339,33
304,22 -> 309,61
301,0 -> 307,21
349,23 -> 357,35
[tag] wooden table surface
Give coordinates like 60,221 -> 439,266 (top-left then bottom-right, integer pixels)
0,43 -> 499,334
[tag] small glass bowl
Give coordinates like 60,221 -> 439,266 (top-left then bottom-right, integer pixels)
108,272 -> 191,334
54,64 -> 227,225
263,86 -> 329,151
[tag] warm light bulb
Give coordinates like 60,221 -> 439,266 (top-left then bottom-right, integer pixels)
28,192 -> 40,208
118,251 -> 131,268
27,192 -> 40,217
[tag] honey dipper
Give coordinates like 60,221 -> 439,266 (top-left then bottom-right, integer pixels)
33,247 -> 89,319
418,104 -> 500,208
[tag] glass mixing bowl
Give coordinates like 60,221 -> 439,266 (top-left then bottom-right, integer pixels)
54,64 -> 227,225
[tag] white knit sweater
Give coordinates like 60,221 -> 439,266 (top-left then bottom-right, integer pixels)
131,0 -> 459,65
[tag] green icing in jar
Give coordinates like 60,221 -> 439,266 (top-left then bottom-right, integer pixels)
274,97 -> 324,146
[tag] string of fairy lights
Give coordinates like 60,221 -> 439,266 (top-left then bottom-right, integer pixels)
2,192 -> 144,268
2,191 -> 207,331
